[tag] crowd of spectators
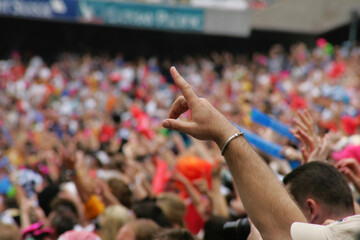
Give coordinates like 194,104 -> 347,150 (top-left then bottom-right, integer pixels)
0,38 -> 360,240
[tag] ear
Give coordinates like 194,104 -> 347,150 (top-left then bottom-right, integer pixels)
305,198 -> 320,223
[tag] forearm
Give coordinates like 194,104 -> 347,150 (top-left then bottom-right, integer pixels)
16,185 -> 32,229
209,178 -> 229,217
220,126 -> 306,240
133,181 -> 149,201
89,135 -> 100,152
142,177 -> 155,199
103,191 -> 120,206
181,178 -> 202,207
20,208 -> 31,230
71,173 -> 94,203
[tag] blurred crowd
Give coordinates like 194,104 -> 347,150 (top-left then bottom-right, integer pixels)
0,38 -> 360,240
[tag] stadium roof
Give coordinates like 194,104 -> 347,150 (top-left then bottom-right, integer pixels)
251,0 -> 360,34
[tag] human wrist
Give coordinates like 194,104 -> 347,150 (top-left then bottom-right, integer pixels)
215,124 -> 242,152
214,123 -> 238,146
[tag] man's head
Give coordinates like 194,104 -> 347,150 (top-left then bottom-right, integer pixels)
156,193 -> 186,228
154,228 -> 198,240
283,162 -> 354,224
107,178 -> 132,209
116,219 -> 160,240
132,201 -> 171,228
49,205 -> 78,237
0,222 -> 20,240
99,205 -> 133,240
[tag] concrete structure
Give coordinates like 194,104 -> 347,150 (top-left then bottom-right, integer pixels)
251,0 -> 360,34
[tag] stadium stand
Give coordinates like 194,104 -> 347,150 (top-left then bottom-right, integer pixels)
1,1 -> 360,240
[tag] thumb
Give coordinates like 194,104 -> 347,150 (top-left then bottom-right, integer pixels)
162,119 -> 195,134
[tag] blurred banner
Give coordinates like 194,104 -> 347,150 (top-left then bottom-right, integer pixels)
234,123 -> 285,160
0,0 -> 78,20
234,123 -> 301,169
251,108 -> 299,143
77,0 -> 204,32
0,0 -> 249,36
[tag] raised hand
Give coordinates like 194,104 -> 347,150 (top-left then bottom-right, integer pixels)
172,170 -> 189,184
336,158 -> 360,193
307,132 -> 340,163
59,143 -> 77,170
162,67 -> 238,147
290,127 -> 315,163
294,110 -> 318,146
193,178 -> 210,194
291,110 -> 340,164
282,146 -> 303,161
290,110 -> 321,163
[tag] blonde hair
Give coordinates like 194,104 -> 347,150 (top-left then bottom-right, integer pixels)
99,205 -> 133,240
156,193 -> 186,227
0,222 -> 21,240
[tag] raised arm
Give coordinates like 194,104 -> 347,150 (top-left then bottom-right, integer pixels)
162,67 -> 306,240
61,147 -> 94,203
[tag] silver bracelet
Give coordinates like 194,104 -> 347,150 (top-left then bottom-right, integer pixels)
221,132 -> 244,156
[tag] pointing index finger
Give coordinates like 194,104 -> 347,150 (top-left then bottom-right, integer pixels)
170,66 -> 197,106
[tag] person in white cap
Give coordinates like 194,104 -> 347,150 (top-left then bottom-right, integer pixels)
162,66 -> 360,240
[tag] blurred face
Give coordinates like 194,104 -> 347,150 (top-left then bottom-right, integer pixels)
116,224 -> 135,240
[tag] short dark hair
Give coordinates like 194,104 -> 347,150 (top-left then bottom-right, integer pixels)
50,197 -> 79,218
50,206 -> 78,236
133,200 -> 171,228
283,162 -> 354,215
38,184 -> 60,216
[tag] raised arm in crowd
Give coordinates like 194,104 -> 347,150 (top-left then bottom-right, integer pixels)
162,67 -> 307,240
